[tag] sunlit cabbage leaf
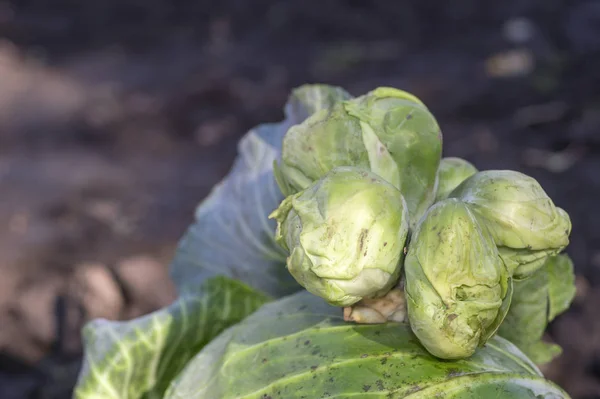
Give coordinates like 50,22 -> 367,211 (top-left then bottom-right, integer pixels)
165,291 -> 570,399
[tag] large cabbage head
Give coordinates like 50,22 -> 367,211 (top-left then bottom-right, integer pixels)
449,170 -> 571,278
404,199 -> 512,359
270,166 -> 409,307
274,87 -> 442,225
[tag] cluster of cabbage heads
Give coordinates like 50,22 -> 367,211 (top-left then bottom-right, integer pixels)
270,87 -> 573,361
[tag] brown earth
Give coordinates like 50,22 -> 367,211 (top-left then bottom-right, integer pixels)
0,1 -> 599,398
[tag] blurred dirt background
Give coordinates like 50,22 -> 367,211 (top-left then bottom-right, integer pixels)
0,1 -> 599,398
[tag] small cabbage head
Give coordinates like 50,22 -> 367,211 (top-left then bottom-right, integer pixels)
405,199 -> 512,359
274,87 -> 442,226
435,157 -> 478,201
270,166 -> 409,307
449,170 -> 571,278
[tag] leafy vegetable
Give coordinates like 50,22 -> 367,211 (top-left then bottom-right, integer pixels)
449,170 -> 572,279
275,87 -> 442,225
165,290 -> 569,398
497,254 -> 576,364
404,199 -> 512,359
270,166 -> 409,306
73,83 -> 575,399
74,276 -> 270,399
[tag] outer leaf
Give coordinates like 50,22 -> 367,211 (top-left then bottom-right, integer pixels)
74,276 -> 270,399
547,254 -> 576,321
170,84 -> 352,297
165,291 -> 569,399
516,341 -> 562,367
497,267 -> 549,360
497,254 -> 576,364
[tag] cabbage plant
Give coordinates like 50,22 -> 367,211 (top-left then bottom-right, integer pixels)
73,84 -> 574,399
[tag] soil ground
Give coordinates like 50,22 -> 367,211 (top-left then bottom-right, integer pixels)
0,1 -> 599,398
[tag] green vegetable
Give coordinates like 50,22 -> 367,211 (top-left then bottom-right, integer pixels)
404,199 -> 512,359
274,87 -> 442,225
498,254 -> 576,365
74,276 -> 271,399
435,157 -> 478,201
449,170 -> 571,279
72,84 -> 574,399
165,290 -> 570,399
270,166 -> 409,307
